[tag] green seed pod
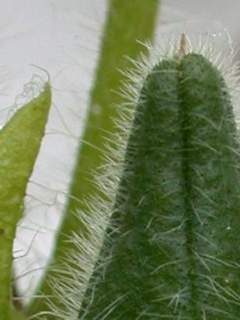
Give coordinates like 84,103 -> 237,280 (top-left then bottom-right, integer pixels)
78,39 -> 240,319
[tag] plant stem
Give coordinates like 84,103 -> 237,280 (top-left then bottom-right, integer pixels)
26,1 -> 159,318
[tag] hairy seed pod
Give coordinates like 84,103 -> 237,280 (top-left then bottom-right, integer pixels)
78,44 -> 240,320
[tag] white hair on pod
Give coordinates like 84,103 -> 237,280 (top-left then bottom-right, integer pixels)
29,34 -> 240,320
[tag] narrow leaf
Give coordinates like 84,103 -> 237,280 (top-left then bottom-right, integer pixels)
0,82 -> 51,319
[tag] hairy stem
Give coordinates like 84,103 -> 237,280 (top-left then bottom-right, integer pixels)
26,1 -> 159,317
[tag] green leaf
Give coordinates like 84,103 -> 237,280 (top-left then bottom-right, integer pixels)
0,82 -> 51,319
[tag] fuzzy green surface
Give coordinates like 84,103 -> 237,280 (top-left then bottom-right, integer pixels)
0,83 -> 51,319
11,309 -> 28,320
26,0 -> 159,317
78,54 -> 240,319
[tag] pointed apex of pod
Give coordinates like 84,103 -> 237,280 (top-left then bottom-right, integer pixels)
177,33 -> 190,58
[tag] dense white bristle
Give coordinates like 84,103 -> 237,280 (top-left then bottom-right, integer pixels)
30,35 -> 240,320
